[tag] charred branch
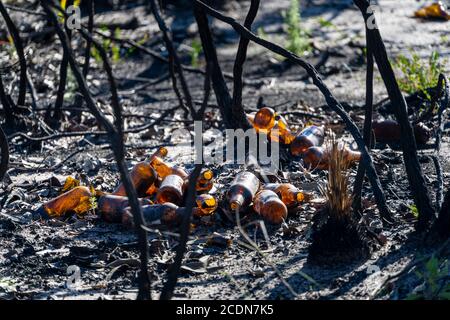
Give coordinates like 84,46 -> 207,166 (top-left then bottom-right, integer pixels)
148,0 -> 195,118
82,0 -> 94,78
353,26 -> 374,212
231,0 -> 260,130
353,0 -> 434,232
0,1 -> 27,107
193,2 -> 234,128
160,164 -> 203,300
0,123 -> 9,182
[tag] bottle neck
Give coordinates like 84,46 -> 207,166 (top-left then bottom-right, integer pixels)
229,193 -> 245,211
295,192 -> 305,203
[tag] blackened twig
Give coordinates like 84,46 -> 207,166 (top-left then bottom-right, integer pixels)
0,73 -> 14,127
431,74 -> 448,212
82,0 -> 94,77
434,74 -> 449,154
8,105 -> 178,142
353,0 -> 434,231
52,50 -> 69,126
91,28 -> 243,82
431,155 -> 443,212
353,26 -> 374,212
148,0 -> 195,118
41,0 -> 151,299
194,64 -> 212,121
231,0 -> 260,130
52,0 -> 74,128
160,164 -> 203,300
0,123 -> 9,182
26,70 -> 39,111
0,1 -> 27,106
433,189 -> 450,239
193,0 -> 392,222
193,2 -> 234,128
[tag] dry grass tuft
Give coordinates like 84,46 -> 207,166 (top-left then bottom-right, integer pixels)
320,133 -> 353,220
308,132 -> 371,265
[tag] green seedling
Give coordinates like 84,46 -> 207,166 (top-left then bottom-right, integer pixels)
407,256 -> 450,300
284,0 -> 312,56
394,50 -> 446,100
190,39 -> 202,67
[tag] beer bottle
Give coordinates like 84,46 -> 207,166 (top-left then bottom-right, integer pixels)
122,203 -> 179,228
98,194 -> 152,223
113,147 -> 166,197
290,125 -> 325,156
150,147 -> 188,181
226,171 -> 260,211
303,145 -> 361,170
263,183 -> 304,208
195,194 -> 218,216
253,190 -> 288,224
113,162 -> 157,197
269,115 -> 295,145
372,120 -> 431,145
196,169 -> 214,192
156,174 -> 185,205
150,159 -> 188,182
37,186 -> 94,218
122,203 -> 203,228
253,107 -> 277,133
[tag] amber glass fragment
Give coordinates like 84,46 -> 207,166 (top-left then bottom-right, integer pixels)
39,186 -> 93,218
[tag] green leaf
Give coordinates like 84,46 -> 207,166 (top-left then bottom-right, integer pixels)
409,204 -> 419,218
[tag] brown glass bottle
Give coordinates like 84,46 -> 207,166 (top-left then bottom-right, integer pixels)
150,159 -> 188,181
303,145 -> 361,170
253,190 -> 288,224
263,183 -> 304,208
269,115 -> 295,145
122,203 -> 202,228
253,107 -> 277,133
372,120 -> 431,145
415,2 -> 450,20
156,174 -> 185,205
113,147 -> 165,197
98,194 -> 152,223
144,147 -> 188,196
195,194 -> 218,216
112,162 -> 157,197
37,186 -> 93,218
226,171 -> 260,211
290,125 -> 325,156
195,169 -> 214,192
150,148 -> 188,181
123,203 -> 179,228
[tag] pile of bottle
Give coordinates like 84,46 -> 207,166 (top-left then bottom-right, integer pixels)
35,150 -> 307,226
247,106 -> 362,169
36,147 -> 218,227
227,171 -> 306,224
35,106 -> 367,226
